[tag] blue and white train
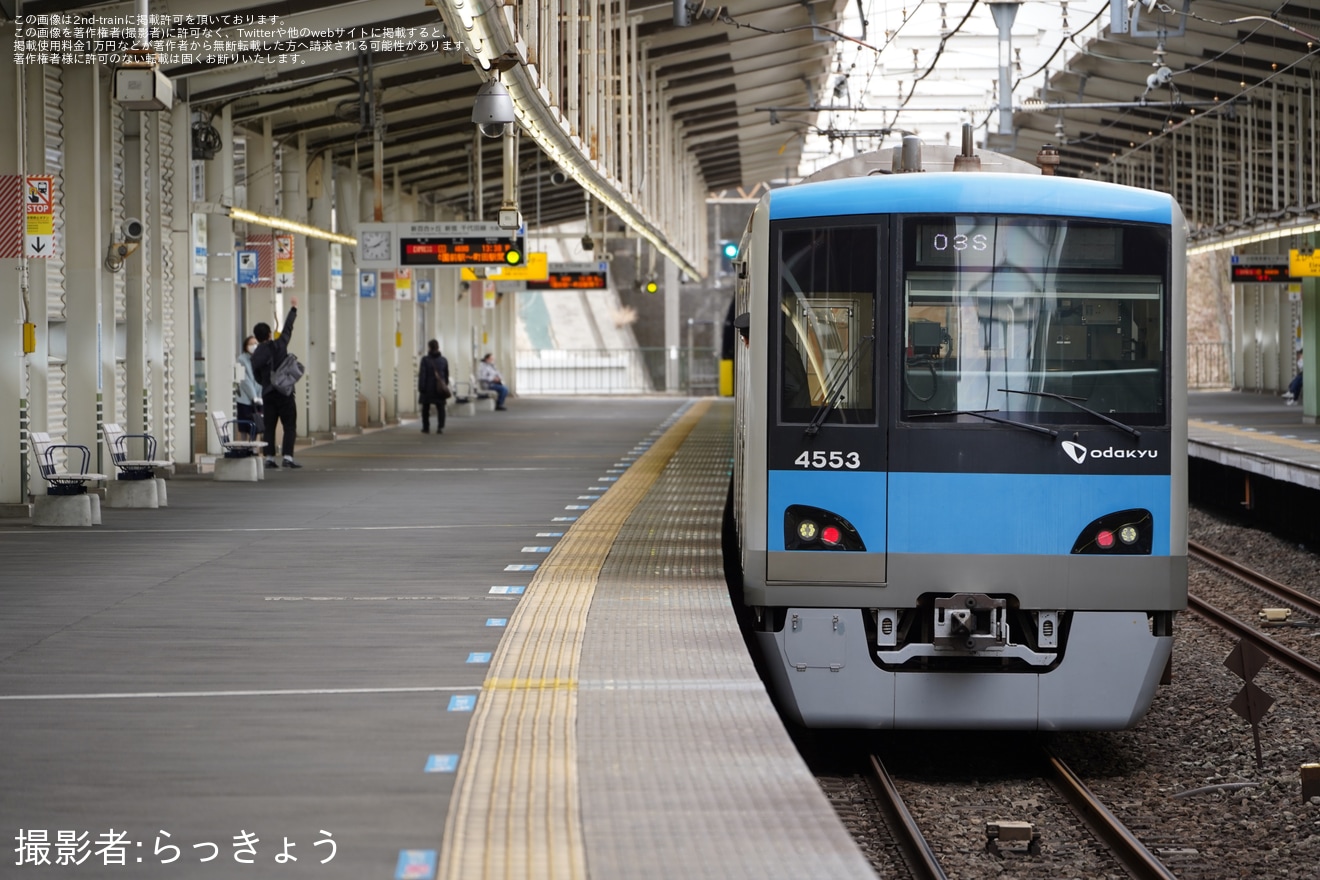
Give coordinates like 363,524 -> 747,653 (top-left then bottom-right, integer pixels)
726,139 -> 1188,729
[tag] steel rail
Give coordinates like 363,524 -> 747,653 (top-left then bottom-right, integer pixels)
1189,539 -> 1320,620
1187,595 -> 1320,685
866,754 -> 949,880
1042,747 -> 1179,880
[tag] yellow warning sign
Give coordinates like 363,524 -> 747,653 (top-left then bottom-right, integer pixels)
1289,249 -> 1320,277
461,251 -> 548,282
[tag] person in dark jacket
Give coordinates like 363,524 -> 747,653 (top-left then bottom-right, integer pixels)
418,339 -> 450,434
249,297 -> 301,468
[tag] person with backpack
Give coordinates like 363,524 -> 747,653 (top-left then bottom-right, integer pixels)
250,297 -> 302,469
418,339 -> 451,434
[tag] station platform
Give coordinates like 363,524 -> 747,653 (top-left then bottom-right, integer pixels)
0,397 -> 874,880
1188,389 -> 1320,490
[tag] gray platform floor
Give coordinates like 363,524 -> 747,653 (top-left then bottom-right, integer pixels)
1188,389 -> 1320,488
0,398 -> 684,878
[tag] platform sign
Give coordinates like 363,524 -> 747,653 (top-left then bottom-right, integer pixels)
24,175 -> 54,258
236,250 -> 259,286
525,261 -> 609,290
191,213 -> 207,276
274,233 -> 295,287
417,278 -> 432,303
1290,248 -> 1320,277
399,221 -> 524,267
461,251 -> 549,282
330,243 -> 343,290
359,269 -> 377,299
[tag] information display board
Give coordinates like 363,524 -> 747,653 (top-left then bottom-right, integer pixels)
525,261 -> 609,290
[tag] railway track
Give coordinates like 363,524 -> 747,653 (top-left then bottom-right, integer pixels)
858,747 -> 1179,880
1187,539 -> 1320,687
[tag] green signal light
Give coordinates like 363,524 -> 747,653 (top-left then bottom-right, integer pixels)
722,241 -> 739,259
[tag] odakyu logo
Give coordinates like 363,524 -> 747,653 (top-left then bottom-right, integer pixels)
1061,440 -> 1159,464
1061,440 -> 1088,464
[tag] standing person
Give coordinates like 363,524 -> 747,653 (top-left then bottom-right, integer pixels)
1287,348 -> 1303,405
418,339 -> 450,434
478,353 -> 509,411
250,296 -> 301,469
235,335 -> 262,441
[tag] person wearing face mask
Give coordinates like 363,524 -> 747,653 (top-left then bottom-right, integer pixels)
236,335 -> 263,441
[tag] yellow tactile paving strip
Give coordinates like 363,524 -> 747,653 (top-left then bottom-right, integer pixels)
437,400 -> 711,880
1189,418 -> 1320,457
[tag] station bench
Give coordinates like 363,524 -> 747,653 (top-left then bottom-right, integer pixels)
209,411 -> 266,482
29,431 -> 105,526
102,422 -> 171,508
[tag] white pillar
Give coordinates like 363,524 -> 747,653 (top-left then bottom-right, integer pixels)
664,256 -> 679,392
334,165 -> 361,432
63,64 -> 108,453
306,150 -> 332,437
358,178 -> 383,426
203,106 -> 238,455
0,38 -> 26,507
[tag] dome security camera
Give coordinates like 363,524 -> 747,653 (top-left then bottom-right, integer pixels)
123,217 -> 144,242
472,80 -> 515,138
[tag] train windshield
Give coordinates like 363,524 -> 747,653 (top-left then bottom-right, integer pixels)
901,216 -> 1168,426
776,224 -> 878,425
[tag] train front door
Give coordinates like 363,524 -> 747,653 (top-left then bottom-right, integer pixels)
764,221 -> 888,586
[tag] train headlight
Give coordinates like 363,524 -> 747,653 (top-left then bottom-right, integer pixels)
784,505 -> 866,551
1119,525 -> 1139,545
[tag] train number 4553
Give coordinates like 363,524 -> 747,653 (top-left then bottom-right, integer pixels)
794,450 -> 861,470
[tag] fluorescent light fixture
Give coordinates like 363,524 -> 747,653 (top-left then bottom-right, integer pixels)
1188,220 -> 1320,256
438,0 -> 701,278
229,207 -> 357,246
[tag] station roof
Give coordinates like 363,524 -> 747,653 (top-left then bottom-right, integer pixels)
1007,0 -> 1320,179
16,0 -> 1319,252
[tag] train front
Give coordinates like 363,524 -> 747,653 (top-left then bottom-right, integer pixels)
733,172 -> 1188,730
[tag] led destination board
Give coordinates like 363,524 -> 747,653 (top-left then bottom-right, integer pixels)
401,235 -> 524,267
526,271 -> 608,290
1230,264 -> 1296,283
525,262 -> 609,290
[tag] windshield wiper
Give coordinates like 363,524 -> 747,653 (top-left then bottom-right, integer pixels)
997,388 -> 1140,439
805,335 -> 876,436
911,408 -> 1058,438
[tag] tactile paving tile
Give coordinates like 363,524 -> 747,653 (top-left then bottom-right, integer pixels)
577,401 -> 876,879
437,401 -> 711,880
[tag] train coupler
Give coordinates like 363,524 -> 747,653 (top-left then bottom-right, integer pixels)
934,593 -> 1007,651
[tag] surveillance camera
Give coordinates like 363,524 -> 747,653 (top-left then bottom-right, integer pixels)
472,79 -> 515,135
581,234 -> 595,252
549,170 -> 568,185
123,217 -> 144,242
